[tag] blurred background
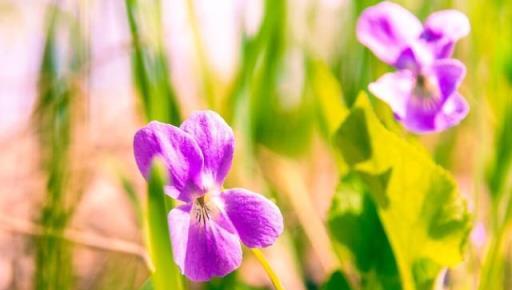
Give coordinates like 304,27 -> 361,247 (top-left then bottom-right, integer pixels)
0,0 -> 511,289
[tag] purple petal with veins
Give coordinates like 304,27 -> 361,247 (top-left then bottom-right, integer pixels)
434,93 -> 469,131
422,10 -> 470,58
181,111 -> 234,190
220,188 -> 284,248
168,203 -> 242,282
356,1 -> 423,65
133,121 -> 204,202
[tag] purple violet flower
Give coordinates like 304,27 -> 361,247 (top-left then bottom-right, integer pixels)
356,1 -> 470,133
133,111 -> 284,281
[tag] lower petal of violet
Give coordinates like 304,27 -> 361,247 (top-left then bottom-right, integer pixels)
431,59 -> 466,98
220,188 -> 284,248
435,92 -> 469,131
168,203 -> 242,282
402,92 -> 468,133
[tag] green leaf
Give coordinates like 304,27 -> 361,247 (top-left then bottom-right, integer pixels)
307,59 -> 348,137
328,175 -> 401,290
332,92 -> 472,290
139,278 -> 154,290
321,270 -> 353,290
146,161 -> 184,290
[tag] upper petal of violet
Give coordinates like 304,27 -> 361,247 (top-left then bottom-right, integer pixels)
423,10 -> 470,43
181,111 -> 235,190
133,121 -> 204,202
422,10 -> 470,58
168,203 -> 242,281
356,1 -> 423,65
394,41 -> 435,71
220,188 -> 284,248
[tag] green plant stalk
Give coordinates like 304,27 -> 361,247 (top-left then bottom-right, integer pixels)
125,0 -> 181,125
251,248 -> 285,290
125,0 -> 151,116
185,0 -> 215,107
146,161 -> 184,290
34,3 -> 84,289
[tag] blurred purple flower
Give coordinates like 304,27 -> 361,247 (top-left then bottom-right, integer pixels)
133,111 -> 283,282
357,1 -> 470,133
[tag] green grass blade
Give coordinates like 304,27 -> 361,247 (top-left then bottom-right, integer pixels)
146,161 -> 184,290
125,0 -> 181,124
33,3 -> 88,289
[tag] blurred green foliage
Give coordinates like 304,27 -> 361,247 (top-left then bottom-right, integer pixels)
33,3 -> 87,289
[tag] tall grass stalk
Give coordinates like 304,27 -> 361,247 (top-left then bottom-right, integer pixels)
145,161 -> 184,290
33,3 -> 88,289
125,0 -> 181,125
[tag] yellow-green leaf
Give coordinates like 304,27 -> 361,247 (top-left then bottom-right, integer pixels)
307,59 -> 349,136
333,92 -> 472,290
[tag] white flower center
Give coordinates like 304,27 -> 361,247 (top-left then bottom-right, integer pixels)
192,193 -> 222,225
412,74 -> 441,112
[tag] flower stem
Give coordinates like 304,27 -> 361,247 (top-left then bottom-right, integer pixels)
250,248 -> 285,290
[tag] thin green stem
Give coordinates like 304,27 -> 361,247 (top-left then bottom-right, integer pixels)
250,248 -> 285,290
185,0 -> 215,107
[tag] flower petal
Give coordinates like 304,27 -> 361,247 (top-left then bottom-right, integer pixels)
368,70 -> 416,119
168,203 -> 242,282
431,59 -> 466,98
220,188 -> 283,248
133,121 -> 204,202
424,10 -> 470,41
435,92 -> 469,130
401,92 -> 469,134
181,111 -> 234,189
401,112 -> 437,134
395,42 -> 434,71
398,59 -> 465,133
357,1 -> 423,64
168,204 -> 192,274
422,10 -> 470,58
